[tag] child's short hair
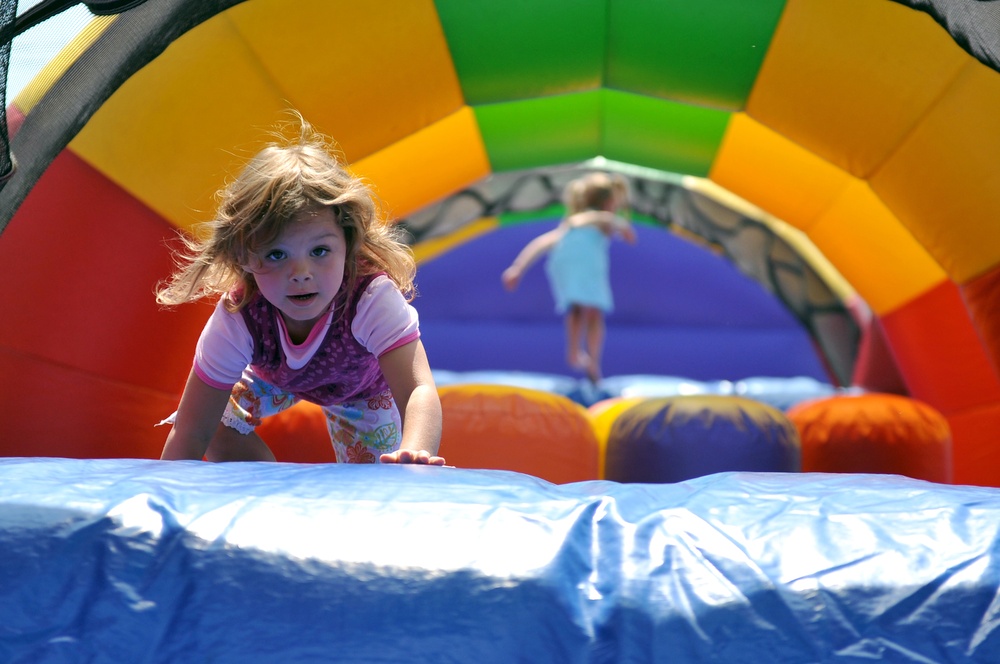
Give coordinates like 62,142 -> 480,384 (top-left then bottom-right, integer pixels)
157,114 -> 415,311
564,172 -> 630,214
563,178 -> 587,214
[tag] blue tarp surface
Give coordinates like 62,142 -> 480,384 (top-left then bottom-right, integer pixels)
1,458 -> 998,663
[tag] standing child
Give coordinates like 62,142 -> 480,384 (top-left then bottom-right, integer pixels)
502,172 -> 634,383
157,117 -> 444,465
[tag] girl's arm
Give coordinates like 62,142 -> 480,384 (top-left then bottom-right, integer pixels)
160,370 -> 233,460
566,210 -> 637,243
377,339 -> 445,465
501,226 -> 566,290
565,210 -> 616,230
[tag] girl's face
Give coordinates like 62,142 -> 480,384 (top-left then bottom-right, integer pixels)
246,207 -> 347,341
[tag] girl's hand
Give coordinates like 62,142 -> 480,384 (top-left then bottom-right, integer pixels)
380,449 -> 447,465
617,222 -> 637,244
378,340 -> 443,465
501,266 -> 522,291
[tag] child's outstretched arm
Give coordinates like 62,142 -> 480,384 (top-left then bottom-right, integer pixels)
501,227 -> 565,290
378,339 -> 445,465
160,370 -> 234,460
566,210 -> 637,243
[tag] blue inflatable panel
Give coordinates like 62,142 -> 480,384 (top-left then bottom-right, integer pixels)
416,223 -> 829,381
2,458 -> 999,663
431,370 -> 851,410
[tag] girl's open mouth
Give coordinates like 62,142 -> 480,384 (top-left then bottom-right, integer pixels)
289,293 -> 317,302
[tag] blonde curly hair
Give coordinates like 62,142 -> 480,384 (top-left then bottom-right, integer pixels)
156,115 -> 415,312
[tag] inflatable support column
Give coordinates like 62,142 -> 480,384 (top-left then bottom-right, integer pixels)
438,384 -> 599,484
788,393 -> 953,482
605,395 -> 801,483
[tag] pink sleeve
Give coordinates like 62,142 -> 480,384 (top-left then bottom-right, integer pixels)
192,299 -> 254,389
352,276 -> 420,357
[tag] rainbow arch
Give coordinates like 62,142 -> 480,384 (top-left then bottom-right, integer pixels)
1,0 -> 999,485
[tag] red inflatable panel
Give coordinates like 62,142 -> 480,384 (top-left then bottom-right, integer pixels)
945,402 -> 1000,487
0,147 -> 214,459
0,147 -> 211,394
962,263 -> 1000,382
881,280 -> 1000,415
851,315 -> 908,395
0,347 -> 173,459
788,394 -> 952,483
6,103 -> 24,137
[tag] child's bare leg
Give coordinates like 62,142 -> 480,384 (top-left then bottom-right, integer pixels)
205,423 -> 276,462
564,306 -> 589,370
582,306 -> 605,383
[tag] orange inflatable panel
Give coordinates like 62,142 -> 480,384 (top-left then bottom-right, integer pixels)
788,393 -> 952,483
439,384 -> 599,484
254,401 -> 338,464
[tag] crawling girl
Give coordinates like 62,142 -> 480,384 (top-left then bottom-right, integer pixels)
156,117 -> 443,465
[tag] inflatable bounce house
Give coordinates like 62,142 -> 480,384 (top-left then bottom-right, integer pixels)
1,1 -> 999,661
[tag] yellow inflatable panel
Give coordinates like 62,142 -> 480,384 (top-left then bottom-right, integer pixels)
709,113 -> 850,232
70,16 -> 300,229
225,0 -> 464,161
871,59 -> 1000,285
350,107 -> 491,219
747,0 -> 965,179
69,0 -> 466,231
588,397 -> 645,480
808,180 -> 946,315
413,218 -> 498,265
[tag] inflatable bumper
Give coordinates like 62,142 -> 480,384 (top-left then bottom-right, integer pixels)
1,458 -> 998,662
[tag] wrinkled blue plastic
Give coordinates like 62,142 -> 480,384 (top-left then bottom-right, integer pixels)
1,458 -> 998,663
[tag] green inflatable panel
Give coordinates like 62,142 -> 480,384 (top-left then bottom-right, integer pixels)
436,0 -> 786,110
474,92 -> 603,171
435,0 -> 607,104
475,90 -> 729,174
602,90 -> 730,176
607,0 -> 787,110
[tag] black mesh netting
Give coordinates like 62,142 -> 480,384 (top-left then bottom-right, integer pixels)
0,0 -> 244,229
399,168 -> 860,386
0,0 -> 17,183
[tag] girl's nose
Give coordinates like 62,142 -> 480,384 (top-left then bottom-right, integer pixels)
289,260 -> 312,282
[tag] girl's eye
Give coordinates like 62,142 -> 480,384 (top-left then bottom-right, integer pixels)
311,246 -> 331,257
265,249 -> 286,262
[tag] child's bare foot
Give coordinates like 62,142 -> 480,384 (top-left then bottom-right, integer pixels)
584,357 -> 601,384
568,349 -> 591,373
